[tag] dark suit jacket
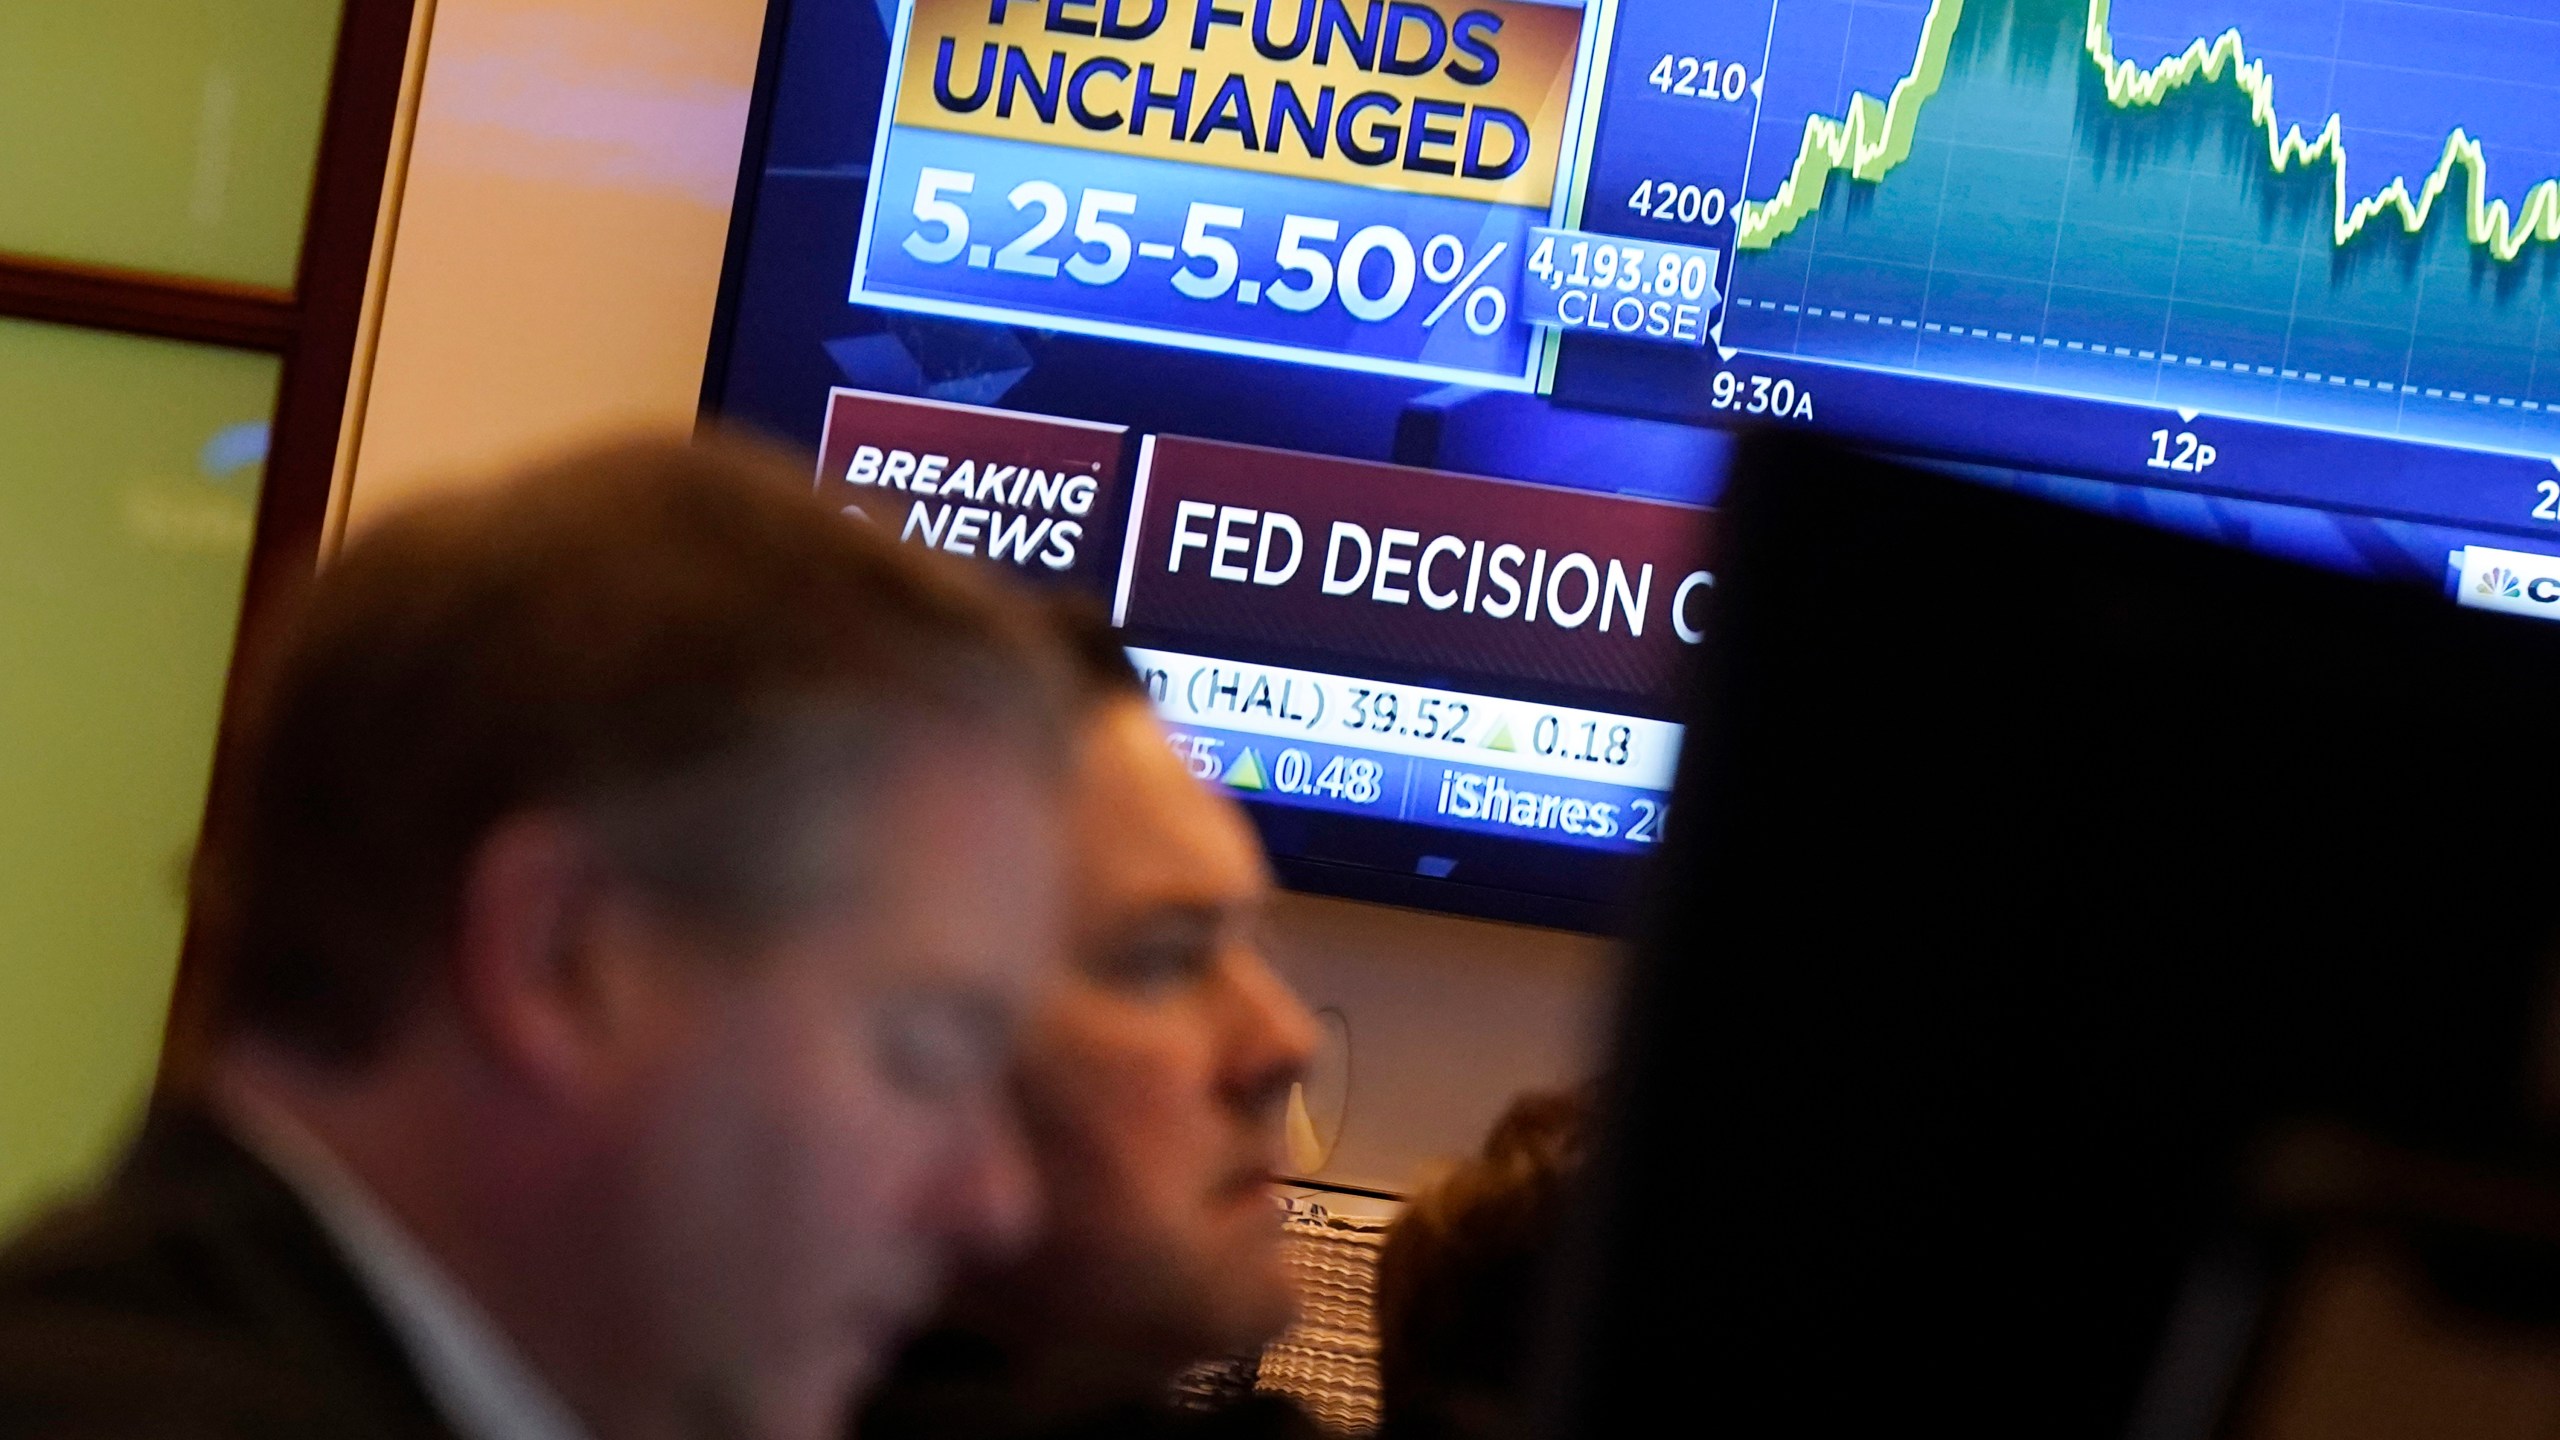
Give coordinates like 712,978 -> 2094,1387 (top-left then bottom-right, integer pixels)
0,1106 -> 456,1440
856,1329 -> 1325,1440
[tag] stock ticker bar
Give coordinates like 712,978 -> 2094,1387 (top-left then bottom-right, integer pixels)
1127,645 -> 1682,791
1143,641 -> 1678,857
1159,716 -> 1674,854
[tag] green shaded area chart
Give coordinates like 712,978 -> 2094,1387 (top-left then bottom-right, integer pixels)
1740,0 -> 2560,263
1737,0 -> 1968,252
1646,0 -> 2560,455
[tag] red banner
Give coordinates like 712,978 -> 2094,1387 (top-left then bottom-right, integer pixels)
1111,435 -> 1713,703
815,387 -> 1130,586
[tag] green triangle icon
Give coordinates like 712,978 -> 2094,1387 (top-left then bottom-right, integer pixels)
1483,717 -> 1518,753
1225,747 -> 1269,792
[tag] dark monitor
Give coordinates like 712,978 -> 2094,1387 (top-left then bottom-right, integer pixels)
1555,434 -> 2560,1436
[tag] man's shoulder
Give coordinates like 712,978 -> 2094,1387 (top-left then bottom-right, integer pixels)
0,1107 -> 445,1440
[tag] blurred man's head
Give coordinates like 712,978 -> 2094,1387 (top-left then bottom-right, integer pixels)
947,607 -> 1319,1385
198,437 -> 1071,1440
1374,1091 -> 1588,1440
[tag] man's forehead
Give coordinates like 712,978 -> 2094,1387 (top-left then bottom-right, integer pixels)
1072,703 -> 1269,905
838,752 -> 1065,944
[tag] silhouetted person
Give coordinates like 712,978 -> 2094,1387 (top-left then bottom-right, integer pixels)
1374,1092 -> 1588,1440
0,437 -> 1074,1440
856,604 -> 1324,1440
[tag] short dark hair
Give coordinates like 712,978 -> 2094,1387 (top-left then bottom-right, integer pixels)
198,435 -> 1067,1064
1373,1090 -> 1589,1440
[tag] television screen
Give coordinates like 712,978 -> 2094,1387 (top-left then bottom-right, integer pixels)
703,0 -> 2560,930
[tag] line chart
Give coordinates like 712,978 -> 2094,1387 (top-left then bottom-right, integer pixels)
2084,0 -> 2560,264
1581,0 -> 2560,457
1735,0 -> 1965,252
1738,0 -> 2560,263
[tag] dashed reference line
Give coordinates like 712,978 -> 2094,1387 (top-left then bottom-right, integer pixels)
1730,295 -> 2547,410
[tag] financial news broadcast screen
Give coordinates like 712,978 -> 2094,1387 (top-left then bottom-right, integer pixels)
706,0 -> 2560,928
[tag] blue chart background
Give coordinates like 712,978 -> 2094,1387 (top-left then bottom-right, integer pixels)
1715,0 -> 2560,457
856,128 -> 1543,384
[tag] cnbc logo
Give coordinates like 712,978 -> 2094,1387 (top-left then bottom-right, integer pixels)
2457,547 -> 2560,621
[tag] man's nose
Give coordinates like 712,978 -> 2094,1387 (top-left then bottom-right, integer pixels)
939,1101 -> 1043,1262
1220,949 -> 1322,1122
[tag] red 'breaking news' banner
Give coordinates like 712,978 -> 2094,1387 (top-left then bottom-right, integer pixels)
814,387 -> 1131,589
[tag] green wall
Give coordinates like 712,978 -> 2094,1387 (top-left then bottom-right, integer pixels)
0,322 -> 280,1224
0,0 -> 343,1229
0,1 -> 343,287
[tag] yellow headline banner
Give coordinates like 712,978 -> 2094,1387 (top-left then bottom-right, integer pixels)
890,0 -> 1590,208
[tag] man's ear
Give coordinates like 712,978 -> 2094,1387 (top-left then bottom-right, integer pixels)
449,814 -> 690,1108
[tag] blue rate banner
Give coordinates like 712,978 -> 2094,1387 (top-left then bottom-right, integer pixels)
851,0 -> 1605,390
